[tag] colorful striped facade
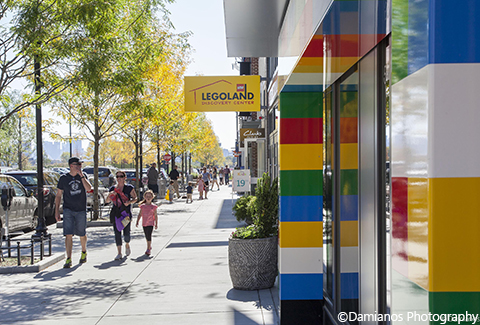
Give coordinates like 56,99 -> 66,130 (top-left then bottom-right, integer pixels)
390,0 -> 480,319
276,0 -> 480,323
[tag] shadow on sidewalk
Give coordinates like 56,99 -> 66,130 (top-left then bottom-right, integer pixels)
33,264 -> 82,282
215,199 -> 246,229
227,288 -> 276,312
0,278 -> 162,323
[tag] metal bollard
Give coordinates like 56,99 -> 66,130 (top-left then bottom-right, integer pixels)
40,235 -> 44,260
48,234 -> 52,256
17,242 -> 21,266
8,237 -> 11,257
31,239 -> 34,265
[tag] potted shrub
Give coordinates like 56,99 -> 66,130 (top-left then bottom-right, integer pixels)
229,173 -> 279,290
232,194 -> 255,225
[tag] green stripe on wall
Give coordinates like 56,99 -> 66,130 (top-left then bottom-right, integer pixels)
429,292 -> 480,325
280,170 -> 323,196
340,169 -> 358,195
280,92 -> 323,118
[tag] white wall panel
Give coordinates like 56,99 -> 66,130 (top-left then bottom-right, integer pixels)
429,63 -> 480,178
279,247 -> 323,274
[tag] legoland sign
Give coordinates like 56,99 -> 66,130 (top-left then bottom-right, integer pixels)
184,76 -> 260,112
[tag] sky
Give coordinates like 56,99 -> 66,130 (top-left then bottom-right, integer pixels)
167,0 -> 238,150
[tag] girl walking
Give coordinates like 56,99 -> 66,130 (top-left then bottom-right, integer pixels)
136,190 -> 158,256
197,178 -> 205,200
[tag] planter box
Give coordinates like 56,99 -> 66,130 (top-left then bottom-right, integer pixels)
228,236 -> 278,290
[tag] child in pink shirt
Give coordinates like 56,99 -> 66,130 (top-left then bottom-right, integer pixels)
136,190 -> 158,255
197,178 -> 205,200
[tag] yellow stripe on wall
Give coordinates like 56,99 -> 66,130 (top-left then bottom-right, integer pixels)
339,143 -> 358,170
340,221 -> 358,247
325,57 -> 360,73
280,144 -> 323,171
279,221 -> 323,248
294,57 -> 323,73
407,177 -> 429,290
428,177 -> 480,292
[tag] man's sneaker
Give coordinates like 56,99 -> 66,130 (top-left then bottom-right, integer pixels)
145,249 -> 151,256
115,254 -> 122,260
79,251 -> 87,263
63,258 -> 72,269
125,246 -> 131,256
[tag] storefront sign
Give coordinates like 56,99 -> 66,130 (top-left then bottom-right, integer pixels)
240,128 -> 265,147
232,169 -> 250,192
184,76 -> 260,112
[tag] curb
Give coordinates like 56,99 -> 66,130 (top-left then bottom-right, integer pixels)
0,252 -> 64,274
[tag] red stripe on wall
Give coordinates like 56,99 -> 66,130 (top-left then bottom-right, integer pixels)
391,176 -> 409,278
323,34 -> 359,58
280,118 -> 323,144
303,37 -> 324,58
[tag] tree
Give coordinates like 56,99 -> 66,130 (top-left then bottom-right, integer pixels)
0,91 -> 34,167
49,0 -> 176,219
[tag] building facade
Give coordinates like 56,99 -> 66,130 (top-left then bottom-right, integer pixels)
224,0 -> 480,324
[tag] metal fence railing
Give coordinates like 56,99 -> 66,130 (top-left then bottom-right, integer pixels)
0,234 -> 53,266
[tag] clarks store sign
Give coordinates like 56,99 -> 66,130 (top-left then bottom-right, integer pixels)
240,128 -> 265,147
184,76 -> 260,112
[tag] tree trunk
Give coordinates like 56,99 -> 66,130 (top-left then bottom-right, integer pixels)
18,117 -> 23,170
135,129 -> 140,196
93,117 -> 100,220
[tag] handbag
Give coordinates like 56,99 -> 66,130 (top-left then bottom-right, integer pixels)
115,210 -> 131,231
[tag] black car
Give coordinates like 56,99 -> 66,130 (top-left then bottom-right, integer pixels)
5,170 -> 60,226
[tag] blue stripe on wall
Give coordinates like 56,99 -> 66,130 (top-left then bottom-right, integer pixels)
340,195 -> 358,221
280,273 -> 323,300
429,0 -> 480,64
341,272 -> 359,299
282,85 -> 324,93
280,195 -> 323,222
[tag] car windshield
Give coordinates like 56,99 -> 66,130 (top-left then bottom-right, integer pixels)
125,171 -> 136,178
9,174 -> 37,186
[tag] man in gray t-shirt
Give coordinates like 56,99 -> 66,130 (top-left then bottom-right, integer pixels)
147,163 -> 159,194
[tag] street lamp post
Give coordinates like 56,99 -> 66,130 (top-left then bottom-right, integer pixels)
33,55 -> 47,238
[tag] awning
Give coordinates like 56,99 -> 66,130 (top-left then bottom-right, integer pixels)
223,0 -> 288,57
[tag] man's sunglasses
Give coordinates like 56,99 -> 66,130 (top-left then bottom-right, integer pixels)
116,175 -> 125,178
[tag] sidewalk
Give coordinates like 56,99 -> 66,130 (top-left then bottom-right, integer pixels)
0,185 -> 280,325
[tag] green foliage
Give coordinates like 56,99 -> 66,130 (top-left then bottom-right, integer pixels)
231,173 -> 279,239
232,195 -> 255,224
230,225 -> 261,240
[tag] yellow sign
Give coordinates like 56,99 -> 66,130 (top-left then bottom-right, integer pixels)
184,75 -> 260,112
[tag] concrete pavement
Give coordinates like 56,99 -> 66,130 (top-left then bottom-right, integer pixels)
0,185 -> 280,325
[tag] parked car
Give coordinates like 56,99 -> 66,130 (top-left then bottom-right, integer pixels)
85,174 -> 108,208
51,167 -> 69,175
5,170 -> 60,226
0,175 -> 38,235
123,169 -> 148,187
82,166 -> 117,188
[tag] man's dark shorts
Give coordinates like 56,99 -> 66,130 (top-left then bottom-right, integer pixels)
148,184 -> 159,194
